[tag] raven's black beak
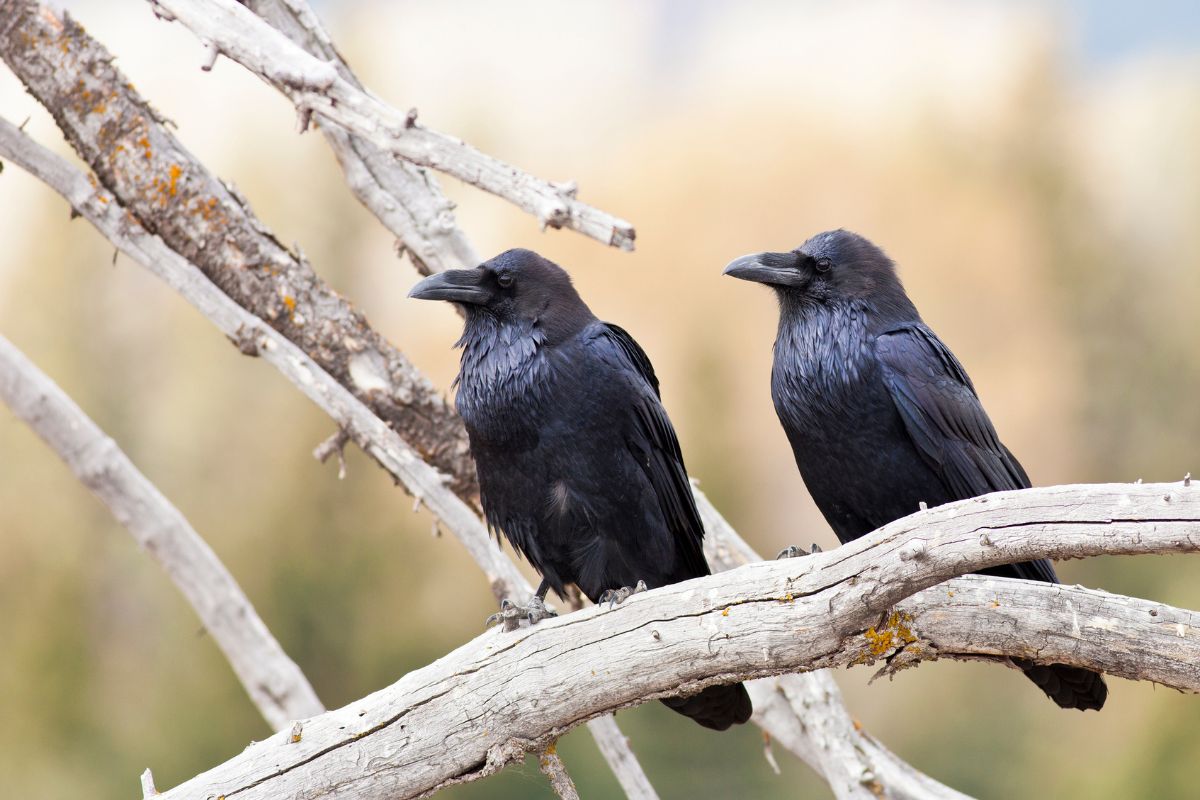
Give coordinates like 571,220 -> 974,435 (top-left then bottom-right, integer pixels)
408,268 -> 490,304
722,252 -> 802,286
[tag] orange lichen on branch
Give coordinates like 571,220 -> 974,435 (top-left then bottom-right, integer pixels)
863,610 -> 917,658
168,164 -> 181,196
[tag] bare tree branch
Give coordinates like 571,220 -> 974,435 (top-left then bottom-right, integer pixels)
141,768 -> 158,798
0,0 -> 478,497
538,744 -> 582,800
145,0 -> 636,250
695,466 -> 973,800
148,483 -> 1200,799
584,715 -> 660,800
244,0 -> 481,275
0,334 -> 322,730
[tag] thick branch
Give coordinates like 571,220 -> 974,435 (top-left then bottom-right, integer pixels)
0,335 -> 321,730
148,0 -> 636,250
244,0 -> 481,275
151,493 -> 1200,800
0,0 -> 478,496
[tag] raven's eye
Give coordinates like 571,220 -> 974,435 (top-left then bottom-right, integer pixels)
815,258 -> 832,273
497,273 -> 514,289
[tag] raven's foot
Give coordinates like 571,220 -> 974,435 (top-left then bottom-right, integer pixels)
599,580 -> 648,609
776,543 -> 823,560
485,595 -> 557,632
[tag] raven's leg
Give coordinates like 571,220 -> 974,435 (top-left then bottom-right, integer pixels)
485,579 -> 558,632
776,543 -> 823,559
598,579 -> 648,609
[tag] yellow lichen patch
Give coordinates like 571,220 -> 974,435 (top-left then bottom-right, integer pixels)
863,611 -> 917,657
168,164 -> 182,196
137,135 -> 152,161
778,592 -> 794,603
721,607 -> 730,617
283,296 -> 298,321
990,599 -> 1000,608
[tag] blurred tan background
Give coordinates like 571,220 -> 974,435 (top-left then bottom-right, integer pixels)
2,1 -> 1199,797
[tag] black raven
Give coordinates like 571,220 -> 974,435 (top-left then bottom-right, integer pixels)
410,248 -> 753,731
724,229 -> 1107,711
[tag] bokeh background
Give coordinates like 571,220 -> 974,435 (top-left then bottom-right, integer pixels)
2,1 -> 1199,797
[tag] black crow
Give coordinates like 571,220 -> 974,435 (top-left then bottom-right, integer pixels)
724,229 -> 1107,711
410,248 -> 753,731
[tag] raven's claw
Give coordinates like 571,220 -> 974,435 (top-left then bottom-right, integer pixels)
776,543 -> 823,560
485,595 -> 557,632
599,579 -> 648,609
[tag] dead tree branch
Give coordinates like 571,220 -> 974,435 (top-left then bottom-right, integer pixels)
150,481 -> 1200,800
0,335 -> 322,730
146,0 -> 636,250
0,0 -> 477,496
244,0 -> 481,275
538,744 -> 582,800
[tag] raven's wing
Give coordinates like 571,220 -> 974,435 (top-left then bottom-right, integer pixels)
589,323 -> 709,579
875,323 -> 1056,584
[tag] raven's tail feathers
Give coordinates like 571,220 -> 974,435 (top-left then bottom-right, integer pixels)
1015,659 -> 1107,711
661,681 -> 753,731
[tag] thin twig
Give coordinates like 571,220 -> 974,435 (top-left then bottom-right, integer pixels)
313,429 -> 349,479
141,768 -> 158,798
538,743 -> 581,800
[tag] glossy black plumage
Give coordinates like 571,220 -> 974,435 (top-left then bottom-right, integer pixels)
725,230 -> 1106,711
411,248 -> 752,731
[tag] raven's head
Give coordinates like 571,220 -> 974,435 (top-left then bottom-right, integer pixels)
409,248 -> 593,344
723,229 -> 912,312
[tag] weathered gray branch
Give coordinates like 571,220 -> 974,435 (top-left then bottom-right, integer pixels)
538,744 -> 582,800
697,477 -> 967,799
147,0 -> 636,250
0,0 -> 478,497
150,481 -> 1200,800
0,334 -> 322,730
244,0 -> 481,275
